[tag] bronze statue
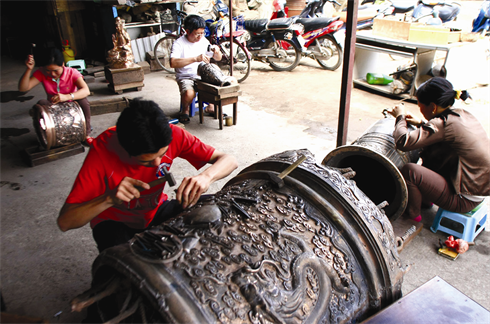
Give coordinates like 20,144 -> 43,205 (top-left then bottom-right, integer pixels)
107,17 -> 135,69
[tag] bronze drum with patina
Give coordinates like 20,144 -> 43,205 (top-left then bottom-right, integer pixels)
71,149 -> 405,323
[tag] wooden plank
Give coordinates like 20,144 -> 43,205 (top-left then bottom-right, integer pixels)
89,98 -> 129,116
195,80 -> 240,95
198,91 -> 239,105
1,312 -> 48,323
23,143 -> 85,167
111,81 -> 145,92
85,66 -> 105,75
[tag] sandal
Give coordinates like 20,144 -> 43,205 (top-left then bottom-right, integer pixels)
179,113 -> 190,124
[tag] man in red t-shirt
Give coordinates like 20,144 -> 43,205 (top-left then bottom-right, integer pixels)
57,99 -> 238,252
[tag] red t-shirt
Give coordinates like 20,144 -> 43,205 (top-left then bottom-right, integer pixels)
66,125 -> 215,229
33,66 -> 82,100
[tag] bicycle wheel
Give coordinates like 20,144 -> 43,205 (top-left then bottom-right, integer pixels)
216,38 -> 251,83
314,35 -> 343,71
154,34 -> 178,73
265,39 -> 301,72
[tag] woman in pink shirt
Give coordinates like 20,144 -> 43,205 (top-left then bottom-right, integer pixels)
18,47 -> 92,143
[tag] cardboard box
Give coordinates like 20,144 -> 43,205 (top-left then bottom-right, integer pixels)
373,18 -> 461,45
372,18 -> 412,41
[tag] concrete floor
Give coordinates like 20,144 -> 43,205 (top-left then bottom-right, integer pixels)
1,4 -> 490,322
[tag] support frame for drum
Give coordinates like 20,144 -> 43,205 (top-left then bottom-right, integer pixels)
23,143 -> 85,167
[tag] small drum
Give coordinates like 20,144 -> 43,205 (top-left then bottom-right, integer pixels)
32,101 -> 86,150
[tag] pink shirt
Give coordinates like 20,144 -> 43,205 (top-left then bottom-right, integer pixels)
33,66 -> 82,100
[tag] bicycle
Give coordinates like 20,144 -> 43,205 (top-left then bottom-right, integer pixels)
153,4 -> 251,83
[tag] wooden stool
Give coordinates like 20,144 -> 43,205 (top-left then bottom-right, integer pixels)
195,80 -> 241,130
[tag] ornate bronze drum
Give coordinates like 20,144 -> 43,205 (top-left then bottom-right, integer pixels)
72,149 -> 405,323
32,101 -> 86,150
322,115 -> 419,220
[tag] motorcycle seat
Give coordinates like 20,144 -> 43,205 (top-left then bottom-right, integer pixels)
391,1 -> 416,14
267,17 -> 294,30
438,5 -> 461,22
296,17 -> 340,33
244,19 -> 269,33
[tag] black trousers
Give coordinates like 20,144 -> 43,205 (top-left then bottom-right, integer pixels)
92,199 -> 183,253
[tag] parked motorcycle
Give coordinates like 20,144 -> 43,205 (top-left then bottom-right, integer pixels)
298,0 -> 416,30
412,0 -> 461,23
242,17 -> 305,71
295,17 -> 344,70
472,0 -> 490,35
270,0 -> 343,70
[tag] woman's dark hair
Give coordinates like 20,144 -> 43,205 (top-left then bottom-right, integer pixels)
416,77 -> 456,108
116,99 -> 173,156
184,14 -> 206,33
37,47 -> 65,67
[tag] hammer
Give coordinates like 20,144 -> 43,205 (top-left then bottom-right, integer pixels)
268,154 -> 307,188
137,167 -> 176,192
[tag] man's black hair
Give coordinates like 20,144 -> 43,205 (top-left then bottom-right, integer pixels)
116,99 -> 173,156
36,47 -> 65,67
183,14 -> 206,33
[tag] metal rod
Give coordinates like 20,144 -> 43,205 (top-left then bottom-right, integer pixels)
337,0 -> 359,147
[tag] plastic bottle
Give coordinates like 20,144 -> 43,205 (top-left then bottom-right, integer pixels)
366,73 -> 394,85
61,40 -> 75,64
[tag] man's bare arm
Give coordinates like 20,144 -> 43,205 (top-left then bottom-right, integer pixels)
176,150 -> 238,208
57,177 -> 150,231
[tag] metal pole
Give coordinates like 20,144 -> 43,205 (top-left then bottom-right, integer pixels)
228,0 -> 234,76
336,0 -> 359,147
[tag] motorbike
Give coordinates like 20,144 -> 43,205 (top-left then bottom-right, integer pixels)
411,0 -> 461,23
295,17 -> 344,70
242,17 -> 305,71
270,0 -> 344,70
298,0 -> 417,30
472,0 -> 490,35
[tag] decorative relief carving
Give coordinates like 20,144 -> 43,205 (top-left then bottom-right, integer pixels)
129,151 -> 373,322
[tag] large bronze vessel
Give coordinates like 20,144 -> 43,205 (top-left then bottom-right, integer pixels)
323,114 -> 419,220
31,101 -> 86,150
73,149 -> 405,323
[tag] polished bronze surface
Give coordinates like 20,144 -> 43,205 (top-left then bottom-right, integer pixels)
73,149 -> 405,323
323,116 -> 419,220
107,17 -> 135,69
32,101 -> 86,150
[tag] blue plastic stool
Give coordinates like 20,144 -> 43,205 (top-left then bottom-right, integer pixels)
66,59 -> 86,73
180,93 -> 207,117
430,200 -> 488,242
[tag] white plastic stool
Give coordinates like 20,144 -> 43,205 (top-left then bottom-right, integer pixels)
430,200 -> 488,242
